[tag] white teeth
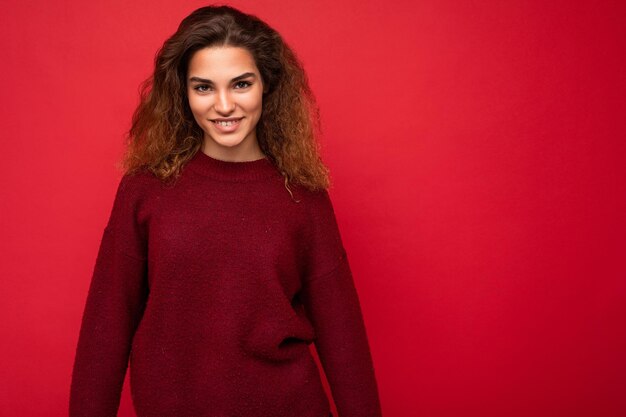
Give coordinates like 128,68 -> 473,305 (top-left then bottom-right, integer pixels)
215,120 -> 239,126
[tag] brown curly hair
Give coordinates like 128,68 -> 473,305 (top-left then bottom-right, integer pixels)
117,5 -> 332,192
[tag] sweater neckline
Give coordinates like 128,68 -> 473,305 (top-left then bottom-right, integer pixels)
186,149 -> 278,182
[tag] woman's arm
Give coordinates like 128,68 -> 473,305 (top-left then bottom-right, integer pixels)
300,190 -> 383,417
69,175 -> 149,417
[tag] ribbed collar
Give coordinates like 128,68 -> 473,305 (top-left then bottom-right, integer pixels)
186,150 -> 279,182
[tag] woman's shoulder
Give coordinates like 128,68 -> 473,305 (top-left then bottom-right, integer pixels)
118,167 -> 167,192
287,181 -> 332,204
110,168 -> 166,211
285,183 -> 341,231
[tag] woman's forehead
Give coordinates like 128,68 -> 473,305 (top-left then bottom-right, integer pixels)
187,46 -> 259,78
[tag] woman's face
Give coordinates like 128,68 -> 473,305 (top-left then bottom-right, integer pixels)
186,46 -> 265,160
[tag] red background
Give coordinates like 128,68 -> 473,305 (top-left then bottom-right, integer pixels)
1,1 -> 625,416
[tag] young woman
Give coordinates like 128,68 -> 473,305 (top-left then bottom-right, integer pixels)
69,5 -> 382,417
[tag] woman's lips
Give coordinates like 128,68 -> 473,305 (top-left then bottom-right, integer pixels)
211,117 -> 243,133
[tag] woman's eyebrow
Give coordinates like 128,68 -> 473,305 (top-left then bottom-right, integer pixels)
188,72 -> 256,84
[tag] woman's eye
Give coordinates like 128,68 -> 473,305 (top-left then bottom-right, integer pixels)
194,85 -> 211,92
235,81 -> 252,89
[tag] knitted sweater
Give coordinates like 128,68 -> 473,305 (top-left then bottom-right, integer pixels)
69,150 -> 382,417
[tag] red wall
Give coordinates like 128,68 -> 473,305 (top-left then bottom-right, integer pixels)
1,1 -> 624,416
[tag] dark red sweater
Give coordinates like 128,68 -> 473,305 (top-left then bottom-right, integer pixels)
69,150 -> 382,417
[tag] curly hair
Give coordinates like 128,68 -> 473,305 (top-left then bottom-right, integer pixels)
117,5 -> 331,192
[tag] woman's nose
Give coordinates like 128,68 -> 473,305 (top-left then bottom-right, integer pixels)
215,89 -> 236,114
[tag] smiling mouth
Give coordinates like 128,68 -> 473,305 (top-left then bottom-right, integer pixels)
211,117 -> 243,126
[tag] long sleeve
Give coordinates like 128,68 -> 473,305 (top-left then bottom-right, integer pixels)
69,174 -> 149,417
300,190 -> 383,417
